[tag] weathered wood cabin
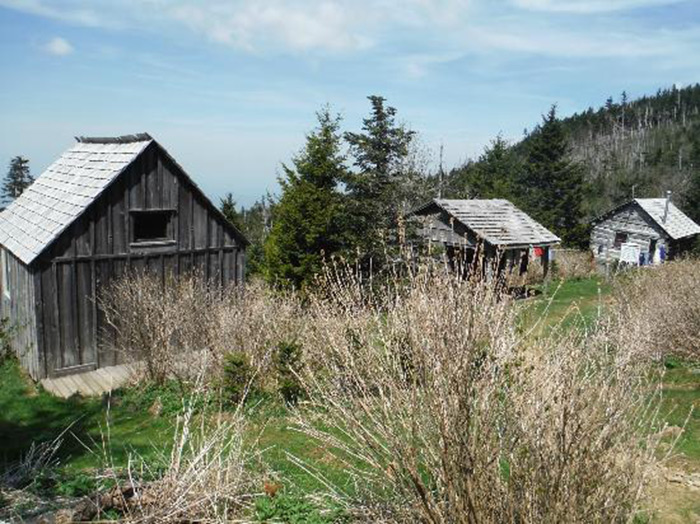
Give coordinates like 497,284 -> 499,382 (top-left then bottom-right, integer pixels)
590,195 -> 700,266
408,199 -> 560,278
0,133 -> 248,380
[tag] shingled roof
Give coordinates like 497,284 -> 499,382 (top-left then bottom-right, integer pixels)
410,198 -> 560,247
0,133 -> 247,265
622,199 -> 699,240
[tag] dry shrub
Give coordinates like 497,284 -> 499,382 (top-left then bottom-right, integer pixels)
612,259 -> 700,361
294,265 -> 663,523
553,249 -> 595,280
101,272 -> 302,385
103,388 -> 256,523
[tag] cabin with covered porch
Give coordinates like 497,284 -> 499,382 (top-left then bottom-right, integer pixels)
407,198 -> 560,279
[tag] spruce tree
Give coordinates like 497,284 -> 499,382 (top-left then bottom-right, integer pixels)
219,193 -> 244,231
344,95 -> 415,261
520,106 -> 588,247
2,156 -> 33,204
465,135 -> 521,200
264,108 -> 347,289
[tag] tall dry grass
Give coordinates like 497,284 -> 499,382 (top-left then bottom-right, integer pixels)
612,259 -> 700,361
293,264 -> 664,523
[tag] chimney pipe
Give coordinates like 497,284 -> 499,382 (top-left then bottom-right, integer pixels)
663,190 -> 671,224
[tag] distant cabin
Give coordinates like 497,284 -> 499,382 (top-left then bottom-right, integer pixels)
408,199 -> 560,278
590,196 -> 700,266
0,134 -> 248,380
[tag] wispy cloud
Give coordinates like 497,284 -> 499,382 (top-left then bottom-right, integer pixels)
44,36 -> 73,55
1,0 -> 698,67
169,2 -> 371,53
510,0 -> 684,13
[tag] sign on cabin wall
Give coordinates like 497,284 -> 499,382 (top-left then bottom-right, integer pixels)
619,243 -> 640,265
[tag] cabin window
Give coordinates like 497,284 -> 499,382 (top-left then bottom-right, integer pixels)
131,210 -> 174,244
1,250 -> 10,299
613,232 -> 628,248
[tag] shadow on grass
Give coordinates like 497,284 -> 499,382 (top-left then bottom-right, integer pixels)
0,358 -> 171,475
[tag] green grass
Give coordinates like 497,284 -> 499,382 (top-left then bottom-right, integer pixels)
659,363 -> 700,462
520,276 -> 611,334
0,358 -> 172,473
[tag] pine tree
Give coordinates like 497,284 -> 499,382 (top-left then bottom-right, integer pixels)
519,106 -> 588,247
464,135 -> 521,200
344,95 -> 415,260
2,156 -> 33,204
219,193 -> 244,231
264,107 -> 347,289
240,196 -> 274,277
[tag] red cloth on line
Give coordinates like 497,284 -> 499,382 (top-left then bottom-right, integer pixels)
533,247 -> 544,257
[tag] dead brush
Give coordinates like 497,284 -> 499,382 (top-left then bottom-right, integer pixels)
611,258 -> 700,361
100,271 -> 303,387
98,380 -> 258,523
293,261 -> 664,523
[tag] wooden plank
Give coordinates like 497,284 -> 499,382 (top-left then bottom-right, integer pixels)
59,374 -> 81,396
78,370 -> 104,395
42,377 -> 69,398
93,368 -> 119,391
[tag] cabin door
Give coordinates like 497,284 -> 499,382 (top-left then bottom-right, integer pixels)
50,261 -> 98,376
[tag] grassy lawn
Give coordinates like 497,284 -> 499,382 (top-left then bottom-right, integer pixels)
520,276 -> 612,334
0,359 -> 173,472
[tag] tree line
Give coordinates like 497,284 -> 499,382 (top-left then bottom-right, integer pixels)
9,87 -> 697,288
224,96 -> 588,288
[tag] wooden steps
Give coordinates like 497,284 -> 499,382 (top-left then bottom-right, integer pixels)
40,364 -> 134,398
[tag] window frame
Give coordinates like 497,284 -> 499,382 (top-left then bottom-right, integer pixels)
613,232 -> 628,249
129,209 -> 176,246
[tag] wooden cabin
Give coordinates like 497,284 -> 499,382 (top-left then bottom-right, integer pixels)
590,195 -> 700,267
0,133 -> 248,380
408,199 -> 560,278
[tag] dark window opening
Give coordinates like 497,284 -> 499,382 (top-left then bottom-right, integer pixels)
132,211 -> 173,243
614,232 -> 628,248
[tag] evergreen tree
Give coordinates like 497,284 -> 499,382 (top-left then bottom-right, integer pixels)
464,135 -> 521,200
264,108 -> 347,289
344,95 -> 415,261
519,105 -> 588,247
2,156 -> 33,204
240,196 -> 273,278
219,192 -> 244,231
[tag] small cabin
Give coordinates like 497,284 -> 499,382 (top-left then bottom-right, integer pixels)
0,133 -> 248,380
407,199 -> 560,278
590,195 -> 700,267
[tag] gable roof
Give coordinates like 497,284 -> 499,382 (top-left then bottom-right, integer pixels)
0,133 -> 247,265
593,198 -> 700,240
410,198 -> 560,247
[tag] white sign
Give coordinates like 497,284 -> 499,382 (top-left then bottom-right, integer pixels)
619,243 -> 640,265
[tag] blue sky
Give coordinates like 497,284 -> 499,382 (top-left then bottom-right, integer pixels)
0,0 -> 698,205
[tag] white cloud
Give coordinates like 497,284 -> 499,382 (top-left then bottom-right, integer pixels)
44,36 -> 73,56
511,0 -> 684,14
169,2 -> 372,53
1,0 -> 699,67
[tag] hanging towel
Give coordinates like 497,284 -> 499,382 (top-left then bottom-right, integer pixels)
659,245 -> 666,261
533,246 -> 544,257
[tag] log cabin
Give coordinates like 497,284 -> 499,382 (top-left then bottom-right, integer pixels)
0,133 -> 248,380
590,193 -> 700,267
407,198 -> 560,278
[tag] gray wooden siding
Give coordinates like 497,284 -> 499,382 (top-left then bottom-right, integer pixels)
0,248 -> 41,379
590,203 -> 667,262
35,143 -> 244,378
